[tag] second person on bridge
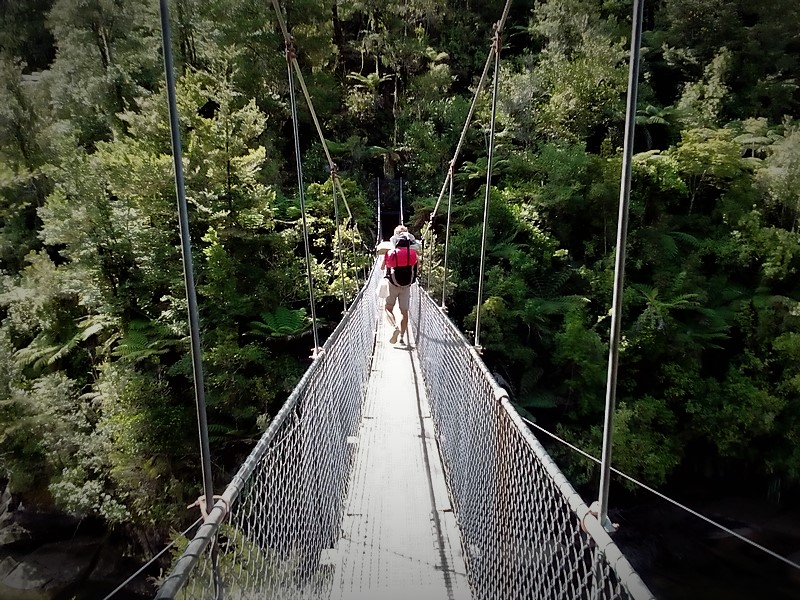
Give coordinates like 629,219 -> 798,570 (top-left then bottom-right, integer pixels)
381,225 -> 419,346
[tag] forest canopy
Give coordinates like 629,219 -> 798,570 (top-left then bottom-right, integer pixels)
1,0 -> 799,558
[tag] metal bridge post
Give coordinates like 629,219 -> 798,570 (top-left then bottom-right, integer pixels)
158,0 -> 220,596
597,0 -> 645,533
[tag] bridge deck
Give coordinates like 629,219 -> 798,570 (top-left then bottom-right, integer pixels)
327,313 -> 471,600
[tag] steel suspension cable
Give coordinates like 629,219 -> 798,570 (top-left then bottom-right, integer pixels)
420,52 -> 493,290
429,54 -> 493,222
158,2 -> 221,596
428,0 -> 513,221
474,24 -> 503,351
377,178 -> 382,240
284,39 -> 320,356
598,0 -> 645,532
399,177 -> 404,225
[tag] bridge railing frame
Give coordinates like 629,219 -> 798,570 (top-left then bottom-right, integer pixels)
411,283 -> 655,600
154,261 -> 385,599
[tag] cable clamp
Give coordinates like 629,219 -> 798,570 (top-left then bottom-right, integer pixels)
188,495 -> 229,521
581,500 -> 618,534
285,36 -> 297,62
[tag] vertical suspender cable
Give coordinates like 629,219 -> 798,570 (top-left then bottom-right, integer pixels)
428,53 -> 492,220
441,164 -> 454,308
399,177 -> 404,226
285,40 -> 321,356
428,0 -> 512,222
597,0 -> 645,533
377,178 -> 382,241
332,170 -> 347,312
474,25 -> 502,352
157,1 -> 220,597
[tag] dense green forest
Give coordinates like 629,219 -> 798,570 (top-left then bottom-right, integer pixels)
1,0 -> 799,569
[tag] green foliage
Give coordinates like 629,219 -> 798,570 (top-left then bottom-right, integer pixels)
166,522 -> 332,598
608,396 -> 682,488
251,307 -> 309,338
112,319 -> 182,363
757,121 -> 800,231
677,48 -> 733,129
2,0 -> 800,563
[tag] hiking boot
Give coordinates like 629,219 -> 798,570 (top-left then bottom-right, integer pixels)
389,327 -> 400,344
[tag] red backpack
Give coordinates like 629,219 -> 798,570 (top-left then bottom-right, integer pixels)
385,235 -> 418,287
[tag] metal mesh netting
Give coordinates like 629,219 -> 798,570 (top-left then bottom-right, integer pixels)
411,285 -> 654,600
155,263 -> 385,600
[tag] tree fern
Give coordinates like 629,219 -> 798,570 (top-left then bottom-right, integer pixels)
13,315 -> 113,373
112,319 -> 182,363
249,307 -> 308,338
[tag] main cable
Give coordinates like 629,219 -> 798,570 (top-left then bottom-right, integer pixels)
271,0 -> 370,288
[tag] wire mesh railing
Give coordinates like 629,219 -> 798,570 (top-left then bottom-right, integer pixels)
411,285 -> 654,600
154,262 -> 384,600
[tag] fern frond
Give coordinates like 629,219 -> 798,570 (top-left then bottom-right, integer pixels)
253,307 -> 309,337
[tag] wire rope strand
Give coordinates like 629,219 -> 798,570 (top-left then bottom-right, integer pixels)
156,7 -> 222,597
272,0 -> 355,225
284,39 -> 320,355
474,26 -> 503,351
421,217 -> 432,290
521,416 -> 800,573
377,177 -> 382,241
399,177 -> 404,225
271,0 -> 367,291
102,517 -> 203,600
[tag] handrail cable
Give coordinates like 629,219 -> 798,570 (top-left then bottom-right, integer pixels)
521,416 -> 800,573
473,23 -> 503,351
102,517 -> 203,600
283,34 -> 320,355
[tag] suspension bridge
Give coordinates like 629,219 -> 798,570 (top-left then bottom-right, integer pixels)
154,262 -> 653,600
149,0 -> 658,597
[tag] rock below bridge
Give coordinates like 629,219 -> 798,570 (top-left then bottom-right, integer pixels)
0,538 -> 102,600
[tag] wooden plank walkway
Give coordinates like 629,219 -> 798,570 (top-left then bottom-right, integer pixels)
327,312 -> 472,600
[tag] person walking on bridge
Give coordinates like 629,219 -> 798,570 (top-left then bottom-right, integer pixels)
381,225 -> 418,345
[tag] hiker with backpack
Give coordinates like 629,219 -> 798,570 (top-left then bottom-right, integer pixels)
381,225 -> 418,345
